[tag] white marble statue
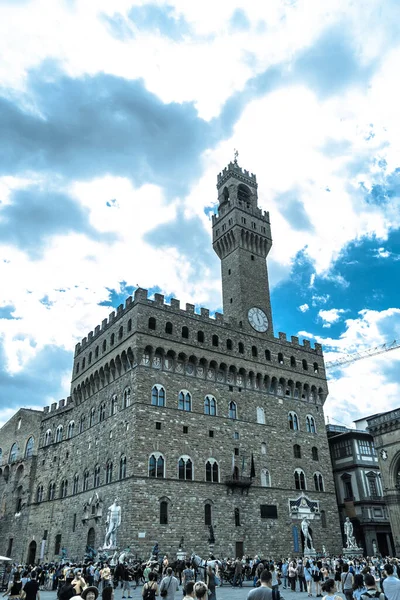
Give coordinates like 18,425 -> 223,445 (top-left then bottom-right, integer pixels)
344,517 -> 357,548
104,499 -> 122,548
301,517 -> 315,552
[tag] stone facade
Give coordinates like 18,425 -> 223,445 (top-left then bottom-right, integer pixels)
0,161 -> 342,564
326,423 -> 394,556
366,408 -> 400,555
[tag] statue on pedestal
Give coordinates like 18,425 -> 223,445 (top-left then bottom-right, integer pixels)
301,517 -> 315,552
104,499 -> 121,548
344,517 -> 357,548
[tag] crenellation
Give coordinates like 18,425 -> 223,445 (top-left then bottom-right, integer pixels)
88,331 -> 93,340
101,319 -> 107,330
43,406 -> 49,414
154,293 -> 164,305
186,303 -> 195,314
125,296 -> 132,308
279,332 -> 287,341
303,339 -> 311,349
200,308 -> 209,318
59,399 -> 65,409
94,325 -> 100,335
291,336 -> 299,345
108,311 -> 115,323
51,402 -> 57,412
134,288 -> 149,302
117,304 -> 123,314
214,312 -> 223,323
170,298 -> 180,310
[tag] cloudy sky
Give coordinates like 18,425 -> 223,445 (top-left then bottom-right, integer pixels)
1,0 -> 400,429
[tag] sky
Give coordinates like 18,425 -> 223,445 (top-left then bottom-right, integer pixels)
1,0 -> 400,429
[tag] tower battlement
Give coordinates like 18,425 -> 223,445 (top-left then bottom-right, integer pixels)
217,162 -> 257,188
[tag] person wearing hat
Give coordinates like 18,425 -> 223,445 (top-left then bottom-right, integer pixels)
80,587 -> 99,600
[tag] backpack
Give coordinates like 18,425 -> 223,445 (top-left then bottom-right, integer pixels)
143,583 -> 157,600
361,592 -> 381,600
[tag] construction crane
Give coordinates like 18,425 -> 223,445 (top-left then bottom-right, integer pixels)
325,339 -> 400,369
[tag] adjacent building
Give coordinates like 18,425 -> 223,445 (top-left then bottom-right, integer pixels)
0,160 -> 342,563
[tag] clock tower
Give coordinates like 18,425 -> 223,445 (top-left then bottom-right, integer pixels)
212,157 -> 274,336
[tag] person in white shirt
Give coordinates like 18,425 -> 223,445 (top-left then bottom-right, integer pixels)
383,564 -> 400,600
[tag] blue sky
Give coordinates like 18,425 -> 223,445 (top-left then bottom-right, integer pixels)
1,0 -> 400,427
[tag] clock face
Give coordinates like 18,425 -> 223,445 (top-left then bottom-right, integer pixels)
248,307 -> 269,332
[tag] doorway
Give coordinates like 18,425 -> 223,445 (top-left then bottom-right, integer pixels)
27,540 -> 37,565
87,527 -> 96,549
235,541 -> 244,558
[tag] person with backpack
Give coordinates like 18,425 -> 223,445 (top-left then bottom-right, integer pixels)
341,564 -> 354,600
321,578 -> 341,600
361,574 -> 385,600
353,574 -> 367,600
142,572 -> 159,600
304,561 -> 313,597
159,567 -> 179,600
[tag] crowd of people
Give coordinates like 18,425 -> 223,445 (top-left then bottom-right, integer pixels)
1,554 -> 400,600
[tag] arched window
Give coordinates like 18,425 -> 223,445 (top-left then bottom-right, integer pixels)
95,346 -> 99,358
25,437 -> 34,458
366,472 -> 379,496
294,469 -> 306,490
119,455 -> 127,479
252,346 -> 258,357
149,453 -> 164,478
238,342 -> 244,354
261,442 -> 267,455
55,426 -> 63,443
160,500 -> 168,524
313,362 -> 319,373
90,407 -> 96,427
238,184 -> 251,203
197,330 -> 204,342
48,482 -> 56,501
82,358 -> 85,370
312,447 -> 319,461
165,322 -> 173,334
67,421 -> 75,439
111,395 -> 118,415
205,503 -> 212,526
178,390 -> 191,411
314,472 -> 324,492
234,507 -> 241,527
257,407 -> 265,424
293,444 -> 301,459
265,349 -> 271,361
76,362 -> 80,373
306,415 -> 316,433
99,403 -> 106,422
152,385 -> 166,407
94,465 -> 100,488
288,412 -> 299,431
229,401 -> 237,420
178,456 -> 193,480
73,474 -> 79,494
261,469 -> 271,487
60,479 -> 68,498
204,395 -> 217,416
226,338 -> 233,350
148,317 -> 156,330
123,388 -> 131,408
79,415 -> 85,433
83,470 -> 90,491
88,352 -> 92,364
321,509 -> 327,528
212,335 -> 219,347
278,353 -> 284,364
290,356 -> 296,367
36,485 -> 44,503
118,326 -> 123,340
205,459 -> 219,482
106,461 -> 113,484
110,333 -> 115,346
102,339 -> 107,352
127,318 -> 132,332
182,326 -> 189,339
44,429 -> 52,446
302,359 -> 308,370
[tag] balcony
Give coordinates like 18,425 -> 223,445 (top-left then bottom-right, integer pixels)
225,475 -> 253,495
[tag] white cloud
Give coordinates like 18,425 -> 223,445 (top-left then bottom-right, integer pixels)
318,308 -> 346,326
299,303 -> 309,313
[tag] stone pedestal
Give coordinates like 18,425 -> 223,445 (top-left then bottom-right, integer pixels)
343,547 -> 363,558
177,550 -> 186,561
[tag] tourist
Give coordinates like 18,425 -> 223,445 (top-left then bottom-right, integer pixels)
183,582 -> 195,599
72,570 -> 86,596
233,558 -> 243,588
304,561 -> 313,596
159,567 -> 179,600
142,572 -> 158,599
102,587 -> 113,600
247,569 -> 274,600
297,560 -> 306,592
341,564 -> 354,600
361,574 -> 385,600
182,563 -> 194,589
321,578 -> 341,600
193,582 -> 208,600
281,560 -> 288,589
353,573 -> 367,600
3,573 -> 23,599
23,571 -> 40,600
100,565 -> 111,590
382,564 -> 400,600
80,586 -> 99,600
270,564 -> 280,592
206,566 -> 217,600
289,559 -> 297,592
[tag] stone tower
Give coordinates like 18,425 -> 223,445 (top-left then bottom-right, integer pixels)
212,157 -> 273,336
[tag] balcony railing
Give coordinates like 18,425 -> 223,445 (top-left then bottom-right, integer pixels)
225,475 -> 253,495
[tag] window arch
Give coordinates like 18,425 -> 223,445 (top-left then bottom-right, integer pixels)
88,352 -> 92,364
261,468 -> 271,487
111,395 -> 118,415
148,317 -> 156,330
119,455 -> 127,479
44,429 -> 52,446
212,334 -> 219,347
290,356 -> 296,367
99,403 -> 106,422
288,411 -> 299,431
106,460 -> 113,484
205,502 -> 212,526
9,442 -> 19,462
238,183 -> 251,203
302,359 -> 308,370
226,338 -> 232,350
205,459 -> 219,482
261,442 -> 267,455
60,479 -> 68,498
95,346 -> 99,358
83,470 -> 90,491
73,474 -> 79,494
165,322 -> 173,334
293,444 -> 301,459
265,349 -> 271,361
94,465 -> 100,488
204,395 -> 217,416
182,326 -> 189,339
197,330 -> 204,342
123,388 -> 131,408
178,456 -> 193,480
234,507 -> 241,527
118,326 -> 123,340
25,437 -> 34,458
48,482 -> 56,501
55,425 -> 63,443
127,318 -> 132,332
36,485 -> 44,503
252,346 -> 258,357
79,415 -> 85,433
257,407 -> 265,424
238,342 -> 244,354
312,447 -> 319,461
152,385 -> 166,407
67,421 -> 75,439
110,333 -> 115,346
160,499 -> 169,524
278,352 -> 284,364
149,453 -> 165,478
229,401 -> 237,420
178,390 -> 191,411
366,471 -> 379,496
306,415 -> 316,433
294,469 -> 306,490
314,472 -> 324,492
82,358 -> 85,370
313,362 -> 319,373
102,339 -> 107,352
